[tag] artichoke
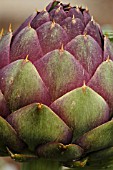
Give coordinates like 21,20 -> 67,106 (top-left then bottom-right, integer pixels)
0,1 -> 113,169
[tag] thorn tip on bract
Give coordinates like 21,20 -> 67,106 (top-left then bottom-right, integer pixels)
6,147 -> 14,158
82,80 -> 87,93
28,22 -> 31,28
25,55 -> 29,62
72,15 -> 76,24
80,157 -> 88,167
91,16 -> 95,22
56,6 -> 61,13
73,157 -> 88,168
76,5 -> 80,12
59,144 -> 67,150
83,31 -> 87,38
86,6 -> 89,12
37,103 -> 43,109
62,145 -> 67,150
0,28 -> 4,37
106,55 -> 110,62
72,15 -> 75,20
59,44 -> 64,53
35,8 -> 38,13
9,23 -> 12,33
50,20 -> 56,29
43,8 -> 47,12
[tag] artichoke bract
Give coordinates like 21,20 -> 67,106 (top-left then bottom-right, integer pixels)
0,1 -> 113,169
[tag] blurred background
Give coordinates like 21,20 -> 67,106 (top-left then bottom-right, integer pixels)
0,0 -> 113,169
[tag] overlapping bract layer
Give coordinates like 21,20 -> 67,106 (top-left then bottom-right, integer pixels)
0,1 -> 113,167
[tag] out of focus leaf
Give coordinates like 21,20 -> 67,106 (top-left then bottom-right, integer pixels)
103,31 -> 113,43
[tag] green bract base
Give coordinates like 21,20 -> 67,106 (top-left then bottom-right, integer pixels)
21,159 -> 61,170
21,159 -> 113,170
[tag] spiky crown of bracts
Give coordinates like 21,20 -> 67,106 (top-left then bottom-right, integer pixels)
0,1 -> 113,168
0,0 -> 112,68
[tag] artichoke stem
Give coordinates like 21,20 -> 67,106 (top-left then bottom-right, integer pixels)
21,159 -> 62,170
